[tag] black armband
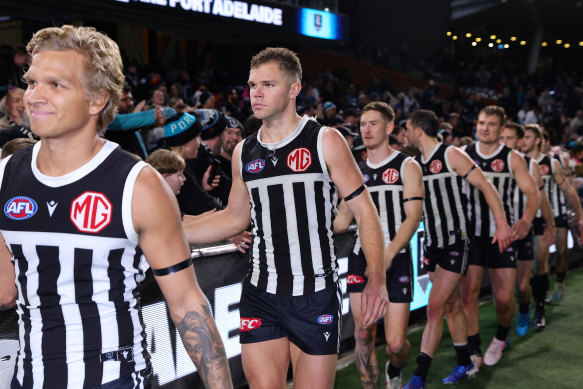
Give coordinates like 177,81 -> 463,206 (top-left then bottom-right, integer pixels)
403,196 -> 424,203
463,165 -> 478,179
152,257 -> 193,276
344,184 -> 366,201
539,185 -> 545,191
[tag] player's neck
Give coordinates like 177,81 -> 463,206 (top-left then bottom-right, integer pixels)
419,137 -> 440,160
527,149 -> 541,160
260,111 -> 302,143
36,132 -> 105,177
366,141 -> 393,164
477,140 -> 500,155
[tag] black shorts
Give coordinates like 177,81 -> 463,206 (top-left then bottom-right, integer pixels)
423,238 -> 470,275
515,229 -> 534,261
11,367 -> 152,389
555,214 -> 569,228
346,249 -> 413,303
239,281 -> 341,355
468,235 -> 517,269
533,217 -> 546,236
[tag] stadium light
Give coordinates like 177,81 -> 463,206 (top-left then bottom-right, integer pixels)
510,36 -> 517,41
446,31 -> 452,36
465,33 -> 472,38
488,42 -> 494,47
496,39 -> 502,43
556,39 -> 563,44
490,35 -> 496,39
453,35 -> 458,40
520,40 -> 526,45
504,44 -> 509,48
476,37 -> 482,42
565,43 -> 571,48
542,42 -> 548,47
472,42 -> 477,46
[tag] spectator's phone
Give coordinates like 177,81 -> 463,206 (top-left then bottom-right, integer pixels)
207,159 -> 222,185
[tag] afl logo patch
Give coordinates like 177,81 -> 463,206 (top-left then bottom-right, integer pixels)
245,159 -> 265,173
363,174 -> 370,183
429,160 -> 442,174
540,164 -> 550,175
317,314 -> 334,325
287,148 -> 312,172
491,159 -> 505,172
382,168 -> 399,184
4,196 -> 37,220
398,275 -> 410,283
70,192 -> 112,233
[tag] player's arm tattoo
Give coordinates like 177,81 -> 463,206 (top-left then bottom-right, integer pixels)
176,304 -> 233,388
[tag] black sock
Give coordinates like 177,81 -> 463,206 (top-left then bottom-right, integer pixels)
531,274 -> 545,309
454,343 -> 471,366
387,362 -> 401,379
519,302 -> 530,314
556,271 -> 566,283
467,333 -> 481,355
495,323 -> 510,341
413,353 -> 432,381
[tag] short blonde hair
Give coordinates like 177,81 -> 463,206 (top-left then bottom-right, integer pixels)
146,149 -> 186,175
25,25 -> 124,132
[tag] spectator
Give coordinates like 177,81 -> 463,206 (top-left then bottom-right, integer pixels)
216,115 -> 244,179
146,149 -> 186,195
0,88 -> 25,130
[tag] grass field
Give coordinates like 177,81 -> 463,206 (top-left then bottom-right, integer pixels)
333,267 -> 583,389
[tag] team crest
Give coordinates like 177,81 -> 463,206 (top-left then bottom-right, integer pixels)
491,159 -> 505,172
382,168 -> 399,184
540,164 -> 550,175
287,148 -> 312,172
70,192 -> 112,233
429,160 -> 442,174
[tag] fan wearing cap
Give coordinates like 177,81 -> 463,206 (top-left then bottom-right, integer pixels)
158,111 -> 223,215
216,115 -> 244,179
318,101 -> 344,127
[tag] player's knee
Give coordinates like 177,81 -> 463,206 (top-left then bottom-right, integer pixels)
386,337 -> 406,356
426,299 -> 445,321
494,293 -> 514,309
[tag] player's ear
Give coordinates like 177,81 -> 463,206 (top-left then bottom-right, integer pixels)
289,81 -> 301,99
89,91 -> 109,116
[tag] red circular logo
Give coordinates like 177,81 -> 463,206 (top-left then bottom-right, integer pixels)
429,160 -> 442,174
540,164 -> 550,175
382,168 -> 399,184
287,148 -> 312,172
491,159 -> 505,172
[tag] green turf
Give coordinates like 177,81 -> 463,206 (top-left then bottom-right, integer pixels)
334,267 -> 583,388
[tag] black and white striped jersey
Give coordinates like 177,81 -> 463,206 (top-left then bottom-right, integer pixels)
550,153 -> 569,217
352,151 -> 411,255
240,116 -> 338,296
415,143 -> 470,249
535,154 -> 554,218
0,141 -> 150,389
513,155 -> 534,222
465,142 -> 516,237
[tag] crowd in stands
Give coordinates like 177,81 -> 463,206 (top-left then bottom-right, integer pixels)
3,41 -> 583,213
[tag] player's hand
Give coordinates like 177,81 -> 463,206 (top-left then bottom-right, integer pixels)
360,277 -> 388,328
543,226 -> 556,248
133,99 -> 146,112
491,220 -> 513,252
511,218 -> 531,242
154,106 -> 165,126
230,231 -> 252,254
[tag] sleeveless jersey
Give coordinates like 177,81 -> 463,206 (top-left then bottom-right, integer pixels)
240,116 -> 338,296
352,151 -> 411,255
415,143 -> 470,249
465,142 -> 516,237
513,155 -> 535,221
0,141 -> 149,389
535,154 -> 554,218
550,152 -> 569,217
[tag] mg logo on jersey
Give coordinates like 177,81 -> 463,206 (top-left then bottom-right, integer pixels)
491,159 -> 505,172
287,148 -> 312,172
382,168 -> 399,184
346,274 -> 365,284
540,164 -> 550,175
70,192 -> 112,233
4,196 -> 37,220
317,314 -> 334,325
240,317 -> 262,331
245,159 -> 265,173
429,160 -> 442,174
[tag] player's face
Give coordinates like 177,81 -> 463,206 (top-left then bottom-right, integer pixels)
248,61 -> 299,121
405,119 -> 419,149
500,128 -> 519,149
23,50 -> 100,139
476,113 -> 503,144
360,110 -> 392,150
164,170 -> 186,195
520,130 -> 539,154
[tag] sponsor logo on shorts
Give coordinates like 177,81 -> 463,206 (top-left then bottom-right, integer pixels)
382,168 -> 399,184
240,317 -> 262,331
398,275 -> 410,283
245,159 -> 265,173
429,160 -> 442,174
323,331 -> 331,341
4,196 -> 37,220
449,251 -> 460,257
317,314 -> 334,325
287,148 -> 312,172
347,274 -> 365,284
491,159 -> 505,172
402,288 -> 408,295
